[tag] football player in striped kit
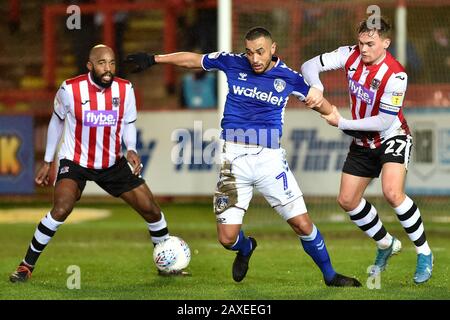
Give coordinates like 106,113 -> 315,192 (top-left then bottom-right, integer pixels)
9,45 -> 179,283
126,27 -> 362,287
301,17 -> 433,284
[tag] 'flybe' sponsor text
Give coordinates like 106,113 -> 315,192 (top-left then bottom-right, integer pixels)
84,110 -> 118,127
348,78 -> 374,105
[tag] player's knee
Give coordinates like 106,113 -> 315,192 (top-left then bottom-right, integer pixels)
383,188 -> 404,207
51,199 -> 75,221
337,194 -> 358,211
215,207 -> 244,248
295,219 -> 313,236
287,214 -> 313,236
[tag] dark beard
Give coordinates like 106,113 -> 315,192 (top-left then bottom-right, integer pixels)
90,71 -> 114,88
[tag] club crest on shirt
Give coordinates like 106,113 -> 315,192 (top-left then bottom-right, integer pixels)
370,78 -> 381,90
238,73 -> 247,81
274,79 -> 286,93
112,97 -> 120,108
59,166 -> 69,174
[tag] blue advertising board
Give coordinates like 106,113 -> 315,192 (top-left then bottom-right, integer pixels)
0,116 -> 34,194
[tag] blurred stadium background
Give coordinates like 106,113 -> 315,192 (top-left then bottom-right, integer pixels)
0,0 -> 449,299
1,0 -> 449,214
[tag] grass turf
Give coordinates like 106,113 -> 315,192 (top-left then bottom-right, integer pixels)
0,201 -> 449,300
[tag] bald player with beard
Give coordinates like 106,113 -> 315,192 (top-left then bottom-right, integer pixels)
9,45 -> 183,283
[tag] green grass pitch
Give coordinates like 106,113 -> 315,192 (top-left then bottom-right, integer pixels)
0,199 -> 449,300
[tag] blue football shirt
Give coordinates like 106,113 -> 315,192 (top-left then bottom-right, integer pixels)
202,52 -> 310,148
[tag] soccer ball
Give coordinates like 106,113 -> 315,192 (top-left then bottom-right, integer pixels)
153,236 -> 191,272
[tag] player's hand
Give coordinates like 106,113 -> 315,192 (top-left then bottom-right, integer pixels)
321,105 -> 341,127
124,52 -> 156,73
305,87 -> 324,109
35,162 -> 51,186
126,150 -> 143,176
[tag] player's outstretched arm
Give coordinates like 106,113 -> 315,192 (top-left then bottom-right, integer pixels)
35,113 -> 64,186
155,52 -> 203,69
125,52 -> 203,73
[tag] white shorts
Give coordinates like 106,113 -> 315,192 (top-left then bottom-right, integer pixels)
214,141 -> 307,224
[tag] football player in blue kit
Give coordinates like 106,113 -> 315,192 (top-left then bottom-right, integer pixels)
126,27 -> 361,287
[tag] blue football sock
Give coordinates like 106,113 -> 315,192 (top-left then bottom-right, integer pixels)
300,225 -> 336,282
230,230 -> 252,256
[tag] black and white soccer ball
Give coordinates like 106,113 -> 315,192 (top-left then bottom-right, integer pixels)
153,236 -> 191,272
